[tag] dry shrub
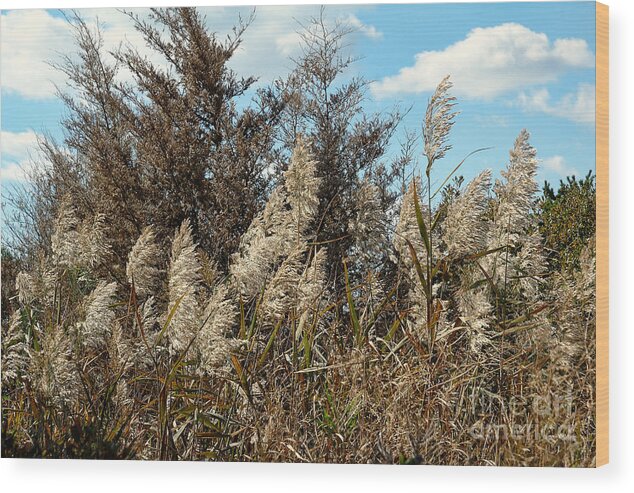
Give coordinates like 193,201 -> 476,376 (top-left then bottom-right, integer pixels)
1,69 -> 595,465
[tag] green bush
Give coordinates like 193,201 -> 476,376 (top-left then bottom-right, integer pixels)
540,172 -> 596,272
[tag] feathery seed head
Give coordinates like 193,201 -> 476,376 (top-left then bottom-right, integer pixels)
80,281 -> 118,350
261,245 -> 306,323
230,188 -> 295,298
393,178 -> 427,270
78,213 -> 112,269
492,129 -> 539,245
284,136 -> 321,237
15,271 -> 36,306
442,169 -> 491,257
298,247 -> 328,313
127,226 -> 162,297
1,312 -> 31,385
197,284 -> 238,373
551,239 -> 596,368
167,219 -> 203,355
349,179 -> 390,272
30,328 -> 79,407
457,285 -> 493,335
423,75 -> 458,174
108,322 -> 132,372
51,196 -> 111,270
515,229 -> 547,299
51,195 -> 81,268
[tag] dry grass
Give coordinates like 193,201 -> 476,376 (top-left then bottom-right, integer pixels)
1,78 -> 596,466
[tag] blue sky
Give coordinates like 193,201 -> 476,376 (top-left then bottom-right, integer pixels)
1,2 -> 596,195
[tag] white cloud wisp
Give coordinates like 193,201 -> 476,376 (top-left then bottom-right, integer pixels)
517,83 -> 595,124
1,7 -> 383,100
542,155 -> 580,178
1,130 -> 43,182
372,23 -> 594,100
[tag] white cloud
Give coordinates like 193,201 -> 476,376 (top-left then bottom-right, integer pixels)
1,130 -> 43,182
1,162 -> 32,182
2,130 -> 40,158
229,7 -> 382,81
275,31 -> 304,58
371,23 -> 594,100
0,10 -> 73,99
542,155 -> 579,178
344,14 -> 382,40
517,83 -> 595,123
1,7 -> 382,100
0,9 -> 164,99
205,6 -> 310,81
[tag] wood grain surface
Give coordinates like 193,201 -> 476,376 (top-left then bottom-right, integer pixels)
596,0 -> 609,468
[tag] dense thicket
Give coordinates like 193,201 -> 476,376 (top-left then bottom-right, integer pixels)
2,8 -> 596,466
540,172 -> 596,271
5,8 -> 402,282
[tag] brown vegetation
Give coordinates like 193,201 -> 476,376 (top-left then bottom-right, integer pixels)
1,8 -> 596,466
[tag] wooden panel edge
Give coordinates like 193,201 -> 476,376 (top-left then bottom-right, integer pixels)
595,0 -> 609,468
